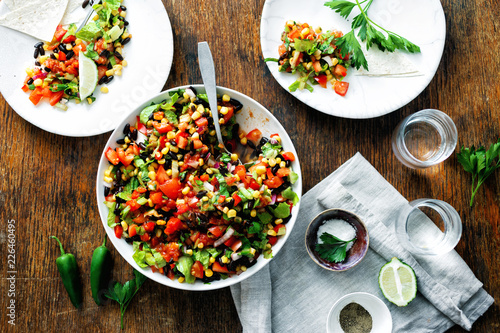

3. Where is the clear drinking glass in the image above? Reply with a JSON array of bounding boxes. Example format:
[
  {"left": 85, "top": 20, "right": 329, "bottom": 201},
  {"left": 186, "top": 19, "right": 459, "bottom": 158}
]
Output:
[
  {"left": 395, "top": 199, "right": 462, "bottom": 256},
  {"left": 392, "top": 109, "right": 458, "bottom": 169}
]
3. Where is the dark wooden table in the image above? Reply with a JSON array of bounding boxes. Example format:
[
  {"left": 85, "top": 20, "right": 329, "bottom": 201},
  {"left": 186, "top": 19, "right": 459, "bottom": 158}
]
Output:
[{"left": 1, "top": 0, "right": 498, "bottom": 332}]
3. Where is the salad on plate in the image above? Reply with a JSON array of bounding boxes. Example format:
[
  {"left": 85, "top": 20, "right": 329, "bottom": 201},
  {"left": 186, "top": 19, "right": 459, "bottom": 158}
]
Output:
[{"left": 102, "top": 87, "right": 300, "bottom": 284}]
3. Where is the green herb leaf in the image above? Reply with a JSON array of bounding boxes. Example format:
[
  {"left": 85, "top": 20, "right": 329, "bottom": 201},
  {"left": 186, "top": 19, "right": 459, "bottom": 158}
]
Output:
[
  {"left": 336, "top": 30, "right": 368, "bottom": 70},
  {"left": 315, "top": 232, "right": 355, "bottom": 263},
  {"left": 324, "top": 0, "right": 358, "bottom": 19}
]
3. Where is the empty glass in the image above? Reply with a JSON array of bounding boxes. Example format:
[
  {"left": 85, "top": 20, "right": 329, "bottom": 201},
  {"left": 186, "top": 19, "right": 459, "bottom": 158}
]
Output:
[
  {"left": 395, "top": 199, "right": 462, "bottom": 256},
  {"left": 392, "top": 109, "right": 458, "bottom": 168}
]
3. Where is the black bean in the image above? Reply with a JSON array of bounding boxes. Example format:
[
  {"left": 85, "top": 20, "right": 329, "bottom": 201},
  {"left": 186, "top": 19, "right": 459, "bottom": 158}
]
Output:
[
  {"left": 247, "top": 140, "right": 256, "bottom": 149},
  {"left": 124, "top": 20, "right": 129, "bottom": 26},
  {"left": 65, "top": 50, "right": 75, "bottom": 60},
  {"left": 278, "top": 51, "right": 289, "bottom": 62},
  {"left": 34, "top": 42, "right": 44, "bottom": 49},
  {"left": 35, "top": 61, "right": 41, "bottom": 66},
  {"left": 27, "top": 78, "right": 34, "bottom": 85},
  {"left": 44, "top": 67, "right": 51, "bottom": 73},
  {"left": 116, "top": 169, "right": 122, "bottom": 183},
  {"left": 230, "top": 98, "right": 243, "bottom": 111},
  {"left": 138, "top": 142, "right": 147, "bottom": 150},
  {"left": 168, "top": 151, "right": 178, "bottom": 160},
  {"left": 106, "top": 75, "right": 114, "bottom": 84},
  {"left": 272, "top": 165, "right": 280, "bottom": 174},
  {"left": 71, "top": 41, "right": 76, "bottom": 47},
  {"left": 50, "top": 53, "right": 56, "bottom": 60},
  {"left": 98, "top": 75, "right": 108, "bottom": 85},
  {"left": 193, "top": 98, "right": 210, "bottom": 109},
  {"left": 107, "top": 62, "right": 113, "bottom": 69},
  {"left": 116, "top": 138, "right": 125, "bottom": 144},
  {"left": 82, "top": 0, "right": 90, "bottom": 8},
  {"left": 100, "top": 49, "right": 110, "bottom": 58},
  {"left": 96, "top": 36, "right": 103, "bottom": 41},
  {"left": 38, "top": 46, "right": 45, "bottom": 56},
  {"left": 120, "top": 5, "right": 127, "bottom": 10},
  {"left": 114, "top": 52, "right": 123, "bottom": 61},
  {"left": 53, "top": 48, "right": 59, "bottom": 53},
  {"left": 33, "top": 48, "right": 39, "bottom": 58},
  {"left": 131, "top": 129, "right": 138, "bottom": 141},
  {"left": 104, "top": 186, "right": 110, "bottom": 196},
  {"left": 139, "top": 153, "right": 149, "bottom": 160},
  {"left": 125, "top": 237, "right": 134, "bottom": 244},
  {"left": 285, "top": 160, "right": 291, "bottom": 167},
  {"left": 196, "top": 190, "right": 208, "bottom": 198},
  {"left": 58, "top": 44, "right": 68, "bottom": 53},
  {"left": 148, "top": 112, "right": 154, "bottom": 120},
  {"left": 169, "top": 139, "right": 177, "bottom": 146},
  {"left": 123, "top": 123, "right": 130, "bottom": 135},
  {"left": 188, "top": 86, "right": 198, "bottom": 95},
  {"left": 121, "top": 37, "right": 131, "bottom": 45}
]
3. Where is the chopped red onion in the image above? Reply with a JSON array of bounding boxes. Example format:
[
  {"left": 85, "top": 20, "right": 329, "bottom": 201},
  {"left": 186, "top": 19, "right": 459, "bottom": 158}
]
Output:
[
  {"left": 185, "top": 88, "right": 196, "bottom": 98},
  {"left": 214, "top": 228, "right": 234, "bottom": 247},
  {"left": 270, "top": 194, "right": 277, "bottom": 205},
  {"left": 33, "top": 72, "right": 47, "bottom": 80},
  {"left": 203, "top": 181, "right": 214, "bottom": 192},
  {"left": 231, "top": 252, "right": 242, "bottom": 261}
]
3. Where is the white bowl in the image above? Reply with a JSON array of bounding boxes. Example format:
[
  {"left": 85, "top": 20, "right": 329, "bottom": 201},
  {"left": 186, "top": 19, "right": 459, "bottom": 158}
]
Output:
[
  {"left": 96, "top": 84, "right": 302, "bottom": 291},
  {"left": 327, "top": 292, "right": 392, "bottom": 333}
]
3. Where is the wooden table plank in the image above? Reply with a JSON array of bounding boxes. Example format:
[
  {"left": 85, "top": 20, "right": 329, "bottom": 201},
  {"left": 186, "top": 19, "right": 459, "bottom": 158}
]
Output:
[{"left": 0, "top": 0, "right": 498, "bottom": 332}]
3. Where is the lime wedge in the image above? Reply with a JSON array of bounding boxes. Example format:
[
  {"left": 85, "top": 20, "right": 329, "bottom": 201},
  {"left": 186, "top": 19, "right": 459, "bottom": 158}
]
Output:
[
  {"left": 78, "top": 52, "right": 98, "bottom": 101},
  {"left": 108, "top": 25, "right": 124, "bottom": 42},
  {"left": 378, "top": 257, "right": 417, "bottom": 307}
]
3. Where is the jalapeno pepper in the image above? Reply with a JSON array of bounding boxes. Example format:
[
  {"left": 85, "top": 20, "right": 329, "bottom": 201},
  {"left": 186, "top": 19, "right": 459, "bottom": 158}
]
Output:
[
  {"left": 50, "top": 236, "right": 83, "bottom": 308},
  {"left": 90, "top": 235, "right": 112, "bottom": 305}
]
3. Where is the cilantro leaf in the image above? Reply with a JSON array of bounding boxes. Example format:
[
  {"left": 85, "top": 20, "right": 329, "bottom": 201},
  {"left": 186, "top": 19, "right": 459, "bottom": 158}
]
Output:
[
  {"left": 457, "top": 138, "right": 500, "bottom": 206},
  {"left": 315, "top": 232, "right": 355, "bottom": 263}
]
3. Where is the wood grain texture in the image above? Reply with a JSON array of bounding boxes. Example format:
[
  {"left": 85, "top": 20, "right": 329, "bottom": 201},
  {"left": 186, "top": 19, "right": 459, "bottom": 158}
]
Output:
[{"left": 0, "top": 0, "right": 498, "bottom": 332}]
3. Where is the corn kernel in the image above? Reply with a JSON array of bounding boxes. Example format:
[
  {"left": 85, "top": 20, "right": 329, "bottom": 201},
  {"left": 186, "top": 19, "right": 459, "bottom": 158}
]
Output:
[
  {"left": 205, "top": 269, "right": 213, "bottom": 277},
  {"left": 227, "top": 209, "right": 237, "bottom": 218},
  {"left": 202, "top": 196, "right": 209, "bottom": 202},
  {"left": 100, "top": 86, "right": 109, "bottom": 93},
  {"left": 267, "top": 230, "right": 277, "bottom": 236},
  {"left": 250, "top": 209, "right": 257, "bottom": 217},
  {"left": 219, "top": 119, "right": 225, "bottom": 125},
  {"left": 191, "top": 111, "right": 201, "bottom": 120},
  {"left": 178, "top": 161, "right": 184, "bottom": 167},
  {"left": 113, "top": 64, "right": 123, "bottom": 71},
  {"left": 332, "top": 58, "right": 339, "bottom": 66},
  {"left": 155, "top": 229, "right": 162, "bottom": 238},
  {"left": 43, "top": 44, "right": 49, "bottom": 51},
  {"left": 104, "top": 176, "right": 113, "bottom": 183},
  {"left": 25, "top": 68, "right": 34, "bottom": 77},
  {"left": 209, "top": 257, "right": 216, "bottom": 264},
  {"left": 170, "top": 146, "right": 179, "bottom": 153},
  {"left": 275, "top": 157, "right": 282, "bottom": 163},
  {"left": 222, "top": 94, "right": 231, "bottom": 102},
  {"left": 198, "top": 158, "right": 204, "bottom": 166},
  {"left": 148, "top": 198, "right": 154, "bottom": 207},
  {"left": 252, "top": 191, "right": 260, "bottom": 199},
  {"left": 191, "top": 132, "right": 200, "bottom": 140},
  {"left": 115, "top": 70, "right": 122, "bottom": 76},
  {"left": 158, "top": 158, "right": 166, "bottom": 165},
  {"left": 93, "top": 15, "right": 99, "bottom": 21},
  {"left": 221, "top": 256, "right": 229, "bottom": 264},
  {"left": 223, "top": 207, "right": 229, "bottom": 214},
  {"left": 266, "top": 243, "right": 272, "bottom": 249},
  {"left": 315, "top": 27, "right": 322, "bottom": 33},
  {"left": 33, "top": 78, "right": 43, "bottom": 86},
  {"left": 156, "top": 219, "right": 166, "bottom": 226},
  {"left": 106, "top": 69, "right": 115, "bottom": 77},
  {"left": 261, "top": 158, "right": 268, "bottom": 164},
  {"left": 122, "top": 60, "right": 128, "bottom": 67},
  {"left": 220, "top": 106, "right": 229, "bottom": 115},
  {"left": 197, "top": 242, "right": 204, "bottom": 249},
  {"left": 182, "top": 186, "right": 190, "bottom": 195},
  {"left": 178, "top": 277, "right": 185, "bottom": 283},
  {"left": 255, "top": 165, "right": 267, "bottom": 175},
  {"left": 240, "top": 137, "right": 247, "bottom": 145},
  {"left": 209, "top": 130, "right": 216, "bottom": 136},
  {"left": 241, "top": 266, "right": 247, "bottom": 272},
  {"left": 275, "top": 219, "right": 283, "bottom": 225},
  {"left": 160, "top": 147, "right": 168, "bottom": 155},
  {"left": 206, "top": 168, "right": 213, "bottom": 175},
  {"left": 207, "top": 192, "right": 214, "bottom": 198},
  {"left": 268, "top": 158, "right": 277, "bottom": 167},
  {"left": 120, "top": 11, "right": 127, "bottom": 18},
  {"left": 280, "top": 161, "right": 287, "bottom": 168},
  {"left": 189, "top": 126, "right": 196, "bottom": 134},
  {"left": 166, "top": 131, "right": 176, "bottom": 140},
  {"left": 197, "top": 104, "right": 205, "bottom": 113},
  {"left": 300, "top": 28, "right": 310, "bottom": 38},
  {"left": 121, "top": 221, "right": 128, "bottom": 230},
  {"left": 231, "top": 154, "right": 238, "bottom": 162}
]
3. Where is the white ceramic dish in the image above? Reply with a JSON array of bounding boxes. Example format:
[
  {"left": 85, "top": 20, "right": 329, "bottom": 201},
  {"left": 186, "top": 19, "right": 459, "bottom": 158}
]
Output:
[
  {"left": 327, "top": 292, "right": 392, "bottom": 333},
  {"left": 260, "top": 0, "right": 446, "bottom": 119},
  {"left": 0, "top": 0, "right": 174, "bottom": 137},
  {"left": 96, "top": 84, "right": 302, "bottom": 291}
]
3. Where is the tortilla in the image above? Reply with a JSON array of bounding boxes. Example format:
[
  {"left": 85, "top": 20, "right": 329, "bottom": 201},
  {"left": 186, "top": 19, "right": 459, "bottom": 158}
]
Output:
[
  {"left": 61, "top": 0, "right": 88, "bottom": 25},
  {"left": 356, "top": 42, "right": 422, "bottom": 77},
  {"left": 0, "top": 0, "right": 69, "bottom": 41}
]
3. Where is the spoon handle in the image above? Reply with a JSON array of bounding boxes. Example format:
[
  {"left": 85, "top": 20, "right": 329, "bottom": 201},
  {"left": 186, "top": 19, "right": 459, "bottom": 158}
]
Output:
[{"left": 198, "top": 42, "right": 225, "bottom": 147}]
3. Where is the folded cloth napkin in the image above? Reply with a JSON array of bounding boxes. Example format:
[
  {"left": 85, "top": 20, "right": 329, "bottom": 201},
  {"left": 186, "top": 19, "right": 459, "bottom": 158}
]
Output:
[{"left": 231, "top": 153, "right": 494, "bottom": 333}]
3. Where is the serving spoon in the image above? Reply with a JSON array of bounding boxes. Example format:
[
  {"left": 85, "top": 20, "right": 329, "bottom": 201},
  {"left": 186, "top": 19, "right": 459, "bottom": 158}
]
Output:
[{"left": 197, "top": 42, "right": 242, "bottom": 162}]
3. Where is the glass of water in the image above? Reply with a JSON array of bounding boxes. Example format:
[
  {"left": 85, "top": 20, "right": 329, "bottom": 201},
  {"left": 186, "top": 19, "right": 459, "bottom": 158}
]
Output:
[
  {"left": 395, "top": 199, "right": 462, "bottom": 256},
  {"left": 392, "top": 109, "right": 458, "bottom": 169}
]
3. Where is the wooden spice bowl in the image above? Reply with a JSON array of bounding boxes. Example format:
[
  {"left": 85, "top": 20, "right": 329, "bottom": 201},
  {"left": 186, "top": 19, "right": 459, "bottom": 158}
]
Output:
[{"left": 305, "top": 209, "right": 369, "bottom": 272}]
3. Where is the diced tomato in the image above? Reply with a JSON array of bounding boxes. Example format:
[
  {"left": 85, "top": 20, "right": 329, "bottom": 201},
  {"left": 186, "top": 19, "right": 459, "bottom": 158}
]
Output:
[
  {"left": 177, "top": 136, "right": 188, "bottom": 149},
  {"left": 153, "top": 121, "right": 173, "bottom": 134},
  {"left": 230, "top": 239, "right": 243, "bottom": 252},
  {"left": 276, "top": 168, "right": 291, "bottom": 177},
  {"left": 126, "top": 199, "right": 141, "bottom": 211},
  {"left": 274, "top": 224, "right": 286, "bottom": 235},
  {"left": 248, "top": 178, "right": 261, "bottom": 190},
  {"left": 195, "top": 117, "right": 208, "bottom": 127},
  {"left": 97, "top": 66, "right": 107, "bottom": 81},
  {"left": 282, "top": 152, "right": 296, "bottom": 161},
  {"left": 105, "top": 147, "right": 120, "bottom": 165},
  {"left": 233, "top": 165, "right": 246, "bottom": 180},
  {"left": 225, "top": 177, "right": 237, "bottom": 186},
  {"left": 333, "top": 64, "right": 347, "bottom": 78},
  {"left": 166, "top": 269, "right": 175, "bottom": 280},
  {"left": 314, "top": 74, "right": 327, "bottom": 88},
  {"left": 192, "top": 139, "right": 203, "bottom": 149},
  {"left": 29, "top": 87, "right": 43, "bottom": 105},
  {"left": 165, "top": 217, "right": 183, "bottom": 234},
  {"left": 116, "top": 147, "right": 134, "bottom": 166},
  {"left": 223, "top": 107, "right": 234, "bottom": 124},
  {"left": 212, "top": 262, "right": 230, "bottom": 273},
  {"left": 312, "top": 60, "right": 322, "bottom": 73},
  {"left": 232, "top": 193, "right": 242, "bottom": 207},
  {"left": 278, "top": 43, "right": 287, "bottom": 56},
  {"left": 264, "top": 176, "right": 283, "bottom": 189},
  {"left": 140, "top": 233, "right": 151, "bottom": 242},
  {"left": 175, "top": 203, "right": 189, "bottom": 215},
  {"left": 187, "top": 196, "right": 199, "bottom": 208},
  {"left": 114, "top": 225, "right": 123, "bottom": 239},
  {"left": 58, "top": 51, "right": 67, "bottom": 61},
  {"left": 246, "top": 129, "right": 262, "bottom": 143},
  {"left": 105, "top": 194, "right": 115, "bottom": 202},
  {"left": 150, "top": 191, "right": 164, "bottom": 205},
  {"left": 159, "top": 178, "right": 181, "bottom": 199},
  {"left": 224, "top": 236, "right": 236, "bottom": 247},
  {"left": 133, "top": 214, "right": 147, "bottom": 224},
  {"left": 144, "top": 222, "right": 156, "bottom": 233},
  {"left": 136, "top": 116, "right": 147, "bottom": 134},
  {"left": 191, "top": 261, "right": 204, "bottom": 279},
  {"left": 54, "top": 25, "right": 67, "bottom": 41},
  {"left": 156, "top": 165, "right": 168, "bottom": 184},
  {"left": 208, "top": 225, "right": 226, "bottom": 238},
  {"left": 49, "top": 90, "right": 64, "bottom": 106},
  {"left": 333, "top": 81, "right": 349, "bottom": 97},
  {"left": 200, "top": 174, "right": 210, "bottom": 182},
  {"left": 287, "top": 28, "right": 301, "bottom": 41},
  {"left": 21, "top": 84, "right": 29, "bottom": 93},
  {"left": 267, "top": 236, "right": 278, "bottom": 246},
  {"left": 128, "top": 225, "right": 137, "bottom": 237}
]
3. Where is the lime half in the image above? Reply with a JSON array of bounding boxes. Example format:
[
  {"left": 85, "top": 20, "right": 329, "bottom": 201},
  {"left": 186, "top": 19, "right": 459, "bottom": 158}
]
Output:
[
  {"left": 379, "top": 257, "right": 417, "bottom": 307},
  {"left": 79, "top": 52, "right": 98, "bottom": 101}
]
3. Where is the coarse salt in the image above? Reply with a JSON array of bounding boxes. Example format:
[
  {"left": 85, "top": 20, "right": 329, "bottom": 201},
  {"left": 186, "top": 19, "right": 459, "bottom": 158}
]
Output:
[{"left": 317, "top": 218, "right": 356, "bottom": 251}]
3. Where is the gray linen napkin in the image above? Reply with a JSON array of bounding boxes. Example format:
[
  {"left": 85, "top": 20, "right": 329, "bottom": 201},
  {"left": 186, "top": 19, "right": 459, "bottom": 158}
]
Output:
[{"left": 231, "top": 153, "right": 494, "bottom": 333}]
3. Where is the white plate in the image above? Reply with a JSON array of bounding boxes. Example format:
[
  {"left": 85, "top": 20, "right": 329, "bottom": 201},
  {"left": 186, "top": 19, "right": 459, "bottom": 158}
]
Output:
[
  {"left": 96, "top": 85, "right": 302, "bottom": 291},
  {"left": 0, "top": 0, "right": 173, "bottom": 136},
  {"left": 327, "top": 292, "right": 392, "bottom": 333},
  {"left": 261, "top": 0, "right": 446, "bottom": 119}
]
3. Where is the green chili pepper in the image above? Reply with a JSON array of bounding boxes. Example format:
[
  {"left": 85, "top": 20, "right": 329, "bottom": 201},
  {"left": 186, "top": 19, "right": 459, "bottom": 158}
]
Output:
[
  {"left": 90, "top": 234, "right": 112, "bottom": 305},
  {"left": 50, "top": 236, "right": 83, "bottom": 308}
]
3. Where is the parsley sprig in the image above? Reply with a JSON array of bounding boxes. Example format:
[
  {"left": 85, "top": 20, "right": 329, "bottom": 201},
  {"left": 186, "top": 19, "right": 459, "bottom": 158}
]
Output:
[
  {"left": 315, "top": 232, "right": 356, "bottom": 263},
  {"left": 457, "top": 138, "right": 500, "bottom": 206},
  {"left": 105, "top": 269, "right": 147, "bottom": 329},
  {"left": 325, "top": 0, "right": 421, "bottom": 71}
]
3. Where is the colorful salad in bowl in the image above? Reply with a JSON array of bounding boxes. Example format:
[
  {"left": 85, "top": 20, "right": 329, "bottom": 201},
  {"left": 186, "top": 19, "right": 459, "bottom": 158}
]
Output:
[{"left": 96, "top": 85, "right": 302, "bottom": 290}]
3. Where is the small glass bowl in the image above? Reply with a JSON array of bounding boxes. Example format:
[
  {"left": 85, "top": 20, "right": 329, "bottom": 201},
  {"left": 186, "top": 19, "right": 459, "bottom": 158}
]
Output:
[
  {"left": 395, "top": 199, "right": 462, "bottom": 255},
  {"left": 305, "top": 209, "right": 369, "bottom": 272}
]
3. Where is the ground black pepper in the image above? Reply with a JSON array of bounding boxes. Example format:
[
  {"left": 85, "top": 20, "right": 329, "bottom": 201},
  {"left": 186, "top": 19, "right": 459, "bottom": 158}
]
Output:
[{"left": 339, "top": 302, "right": 372, "bottom": 333}]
